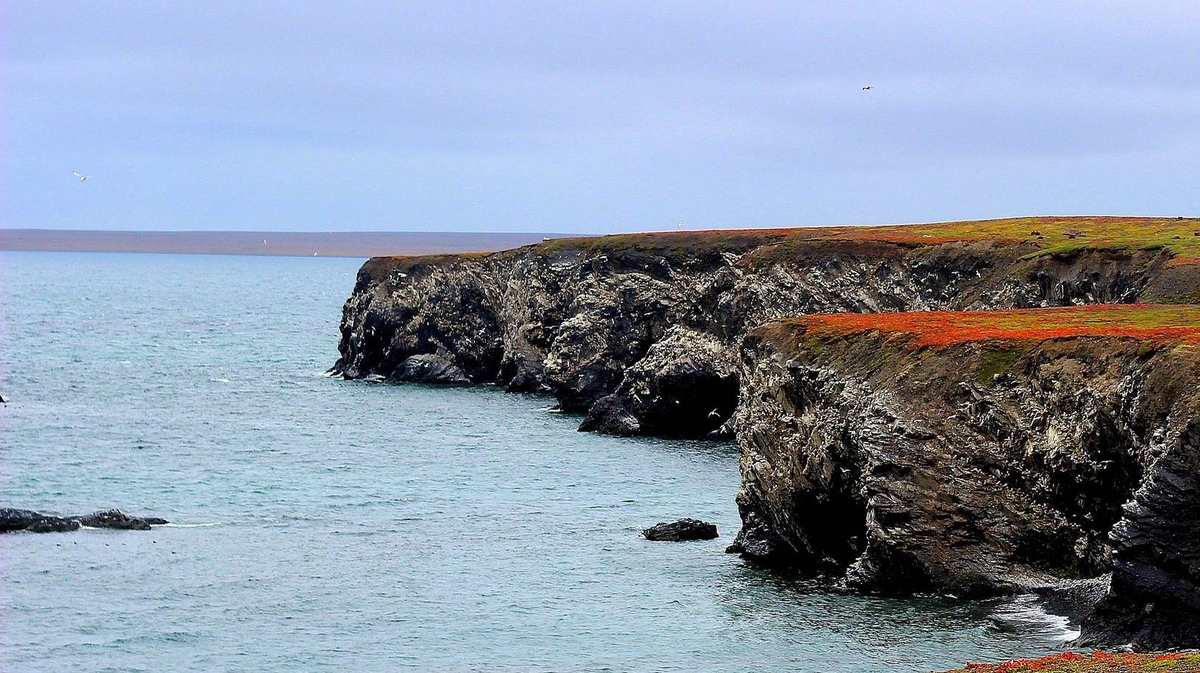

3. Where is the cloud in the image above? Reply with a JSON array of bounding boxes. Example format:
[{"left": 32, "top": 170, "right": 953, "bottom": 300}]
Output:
[{"left": 5, "top": 1, "right": 1199, "bottom": 232}]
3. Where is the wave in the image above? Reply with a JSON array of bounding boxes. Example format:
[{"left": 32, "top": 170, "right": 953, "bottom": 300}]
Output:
[{"left": 989, "top": 594, "right": 1080, "bottom": 642}]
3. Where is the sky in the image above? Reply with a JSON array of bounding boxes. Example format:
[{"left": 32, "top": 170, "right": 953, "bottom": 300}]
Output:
[{"left": 3, "top": 1, "right": 1199, "bottom": 234}]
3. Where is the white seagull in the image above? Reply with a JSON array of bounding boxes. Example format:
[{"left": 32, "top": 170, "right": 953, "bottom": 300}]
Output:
[{"left": 73, "top": 171, "right": 91, "bottom": 181}]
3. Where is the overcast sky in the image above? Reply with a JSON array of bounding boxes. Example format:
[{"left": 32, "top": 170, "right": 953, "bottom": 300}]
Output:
[{"left": 4, "top": 2, "right": 1199, "bottom": 233}]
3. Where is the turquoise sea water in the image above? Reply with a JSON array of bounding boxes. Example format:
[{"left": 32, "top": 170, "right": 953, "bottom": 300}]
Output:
[{"left": 0, "top": 252, "right": 1069, "bottom": 672}]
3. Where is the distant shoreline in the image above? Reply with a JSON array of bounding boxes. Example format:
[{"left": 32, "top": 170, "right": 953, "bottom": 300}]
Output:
[{"left": 0, "top": 229, "right": 570, "bottom": 258}]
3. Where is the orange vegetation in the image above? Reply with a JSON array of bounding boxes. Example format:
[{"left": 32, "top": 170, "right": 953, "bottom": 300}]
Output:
[
  {"left": 942, "top": 651, "right": 1200, "bottom": 672},
  {"left": 792, "top": 305, "right": 1200, "bottom": 348}
]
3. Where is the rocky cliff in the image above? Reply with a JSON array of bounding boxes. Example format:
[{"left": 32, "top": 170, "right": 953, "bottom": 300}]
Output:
[
  {"left": 727, "top": 307, "right": 1200, "bottom": 648},
  {"left": 333, "top": 217, "right": 1200, "bottom": 648},
  {"left": 333, "top": 217, "right": 1200, "bottom": 439}
]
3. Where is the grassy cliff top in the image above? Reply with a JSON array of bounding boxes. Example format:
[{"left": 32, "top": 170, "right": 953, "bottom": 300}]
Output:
[
  {"left": 377, "top": 216, "right": 1200, "bottom": 268},
  {"left": 940, "top": 651, "right": 1200, "bottom": 672},
  {"left": 777, "top": 304, "right": 1200, "bottom": 348},
  {"left": 547, "top": 216, "right": 1200, "bottom": 264},
  {"left": 813, "top": 216, "right": 1200, "bottom": 265}
]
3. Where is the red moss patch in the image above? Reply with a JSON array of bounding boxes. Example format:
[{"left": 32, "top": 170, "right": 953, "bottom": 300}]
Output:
[
  {"left": 791, "top": 305, "right": 1200, "bottom": 348},
  {"left": 942, "top": 651, "right": 1200, "bottom": 672}
]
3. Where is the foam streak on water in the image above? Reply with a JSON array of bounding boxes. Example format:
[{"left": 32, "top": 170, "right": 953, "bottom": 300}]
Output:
[{"left": 0, "top": 252, "right": 1063, "bottom": 672}]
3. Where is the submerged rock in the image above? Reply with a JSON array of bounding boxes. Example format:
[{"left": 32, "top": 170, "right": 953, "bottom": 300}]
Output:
[
  {"left": 642, "top": 518, "right": 718, "bottom": 541},
  {"left": 0, "top": 507, "right": 166, "bottom": 533}
]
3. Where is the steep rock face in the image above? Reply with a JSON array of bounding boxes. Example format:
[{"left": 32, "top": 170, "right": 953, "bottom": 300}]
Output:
[
  {"left": 1081, "top": 419, "right": 1200, "bottom": 649},
  {"left": 579, "top": 327, "right": 737, "bottom": 437},
  {"left": 334, "top": 231, "right": 1188, "bottom": 437},
  {"left": 730, "top": 323, "right": 1200, "bottom": 646}
]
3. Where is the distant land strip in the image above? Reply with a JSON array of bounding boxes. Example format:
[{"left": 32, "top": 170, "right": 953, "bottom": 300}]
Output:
[{"left": 0, "top": 229, "right": 573, "bottom": 258}]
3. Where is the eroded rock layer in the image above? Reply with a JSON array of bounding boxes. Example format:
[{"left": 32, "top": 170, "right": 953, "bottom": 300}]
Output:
[
  {"left": 731, "top": 317, "right": 1200, "bottom": 648},
  {"left": 334, "top": 220, "right": 1199, "bottom": 438}
]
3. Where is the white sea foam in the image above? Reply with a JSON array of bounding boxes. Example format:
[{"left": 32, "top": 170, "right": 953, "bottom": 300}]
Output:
[{"left": 990, "top": 594, "right": 1080, "bottom": 643}]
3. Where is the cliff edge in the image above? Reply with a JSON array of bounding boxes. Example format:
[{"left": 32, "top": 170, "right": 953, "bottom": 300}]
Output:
[{"left": 334, "top": 216, "right": 1200, "bottom": 438}]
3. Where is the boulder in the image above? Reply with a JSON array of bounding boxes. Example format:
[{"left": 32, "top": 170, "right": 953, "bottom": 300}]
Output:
[
  {"left": 395, "top": 354, "right": 471, "bottom": 384},
  {"left": 642, "top": 518, "right": 718, "bottom": 541}
]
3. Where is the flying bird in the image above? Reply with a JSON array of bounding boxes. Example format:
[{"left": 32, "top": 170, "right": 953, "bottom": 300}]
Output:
[
  {"left": 73, "top": 171, "right": 90, "bottom": 181},
  {"left": 677, "top": 220, "right": 684, "bottom": 229},
  {"left": 861, "top": 85, "right": 873, "bottom": 91}
]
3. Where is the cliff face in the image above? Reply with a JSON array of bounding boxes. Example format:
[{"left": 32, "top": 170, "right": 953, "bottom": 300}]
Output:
[
  {"left": 729, "top": 313, "right": 1200, "bottom": 648},
  {"left": 334, "top": 224, "right": 1193, "bottom": 438},
  {"left": 333, "top": 219, "right": 1200, "bottom": 649}
]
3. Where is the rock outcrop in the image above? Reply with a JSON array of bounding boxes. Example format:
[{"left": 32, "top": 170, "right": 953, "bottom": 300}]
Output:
[
  {"left": 730, "top": 311, "right": 1200, "bottom": 647},
  {"left": 0, "top": 508, "right": 167, "bottom": 533},
  {"left": 643, "top": 518, "right": 719, "bottom": 541}
]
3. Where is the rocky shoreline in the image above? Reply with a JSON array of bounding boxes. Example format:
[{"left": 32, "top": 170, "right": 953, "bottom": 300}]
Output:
[{"left": 332, "top": 217, "right": 1200, "bottom": 649}]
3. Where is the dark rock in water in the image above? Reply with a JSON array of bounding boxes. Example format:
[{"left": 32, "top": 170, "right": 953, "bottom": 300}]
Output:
[
  {"left": 642, "top": 518, "right": 718, "bottom": 541},
  {"left": 0, "top": 507, "right": 166, "bottom": 533},
  {"left": 395, "top": 354, "right": 471, "bottom": 384},
  {"left": 142, "top": 517, "right": 171, "bottom": 526},
  {"left": 26, "top": 516, "right": 82, "bottom": 533},
  {"left": 579, "top": 328, "right": 739, "bottom": 438},
  {"left": 76, "top": 509, "right": 154, "bottom": 531},
  {"left": 723, "top": 494, "right": 789, "bottom": 562},
  {"left": 1, "top": 508, "right": 43, "bottom": 532},
  {"left": 0, "top": 508, "right": 74, "bottom": 533},
  {"left": 578, "top": 394, "right": 641, "bottom": 435}
]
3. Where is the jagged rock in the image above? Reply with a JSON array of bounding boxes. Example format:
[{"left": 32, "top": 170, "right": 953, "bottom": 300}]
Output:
[
  {"left": 0, "top": 507, "right": 166, "bottom": 533},
  {"left": 76, "top": 509, "right": 155, "bottom": 531},
  {"left": 333, "top": 233, "right": 1192, "bottom": 438},
  {"left": 1, "top": 508, "right": 80, "bottom": 533},
  {"left": 731, "top": 323, "right": 1200, "bottom": 646},
  {"left": 1079, "top": 420, "right": 1200, "bottom": 649},
  {"left": 395, "top": 354, "right": 470, "bottom": 384},
  {"left": 580, "top": 327, "right": 738, "bottom": 438},
  {"left": 578, "top": 395, "right": 641, "bottom": 435},
  {"left": 724, "top": 493, "right": 789, "bottom": 561},
  {"left": 642, "top": 518, "right": 718, "bottom": 541}
]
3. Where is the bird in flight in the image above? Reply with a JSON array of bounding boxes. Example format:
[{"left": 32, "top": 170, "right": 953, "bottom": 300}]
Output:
[
  {"left": 861, "top": 85, "right": 873, "bottom": 91},
  {"left": 73, "top": 171, "right": 91, "bottom": 181},
  {"left": 677, "top": 220, "right": 684, "bottom": 229}
]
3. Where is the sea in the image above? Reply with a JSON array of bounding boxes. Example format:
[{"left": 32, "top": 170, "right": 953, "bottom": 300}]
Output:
[{"left": 0, "top": 252, "right": 1072, "bottom": 672}]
